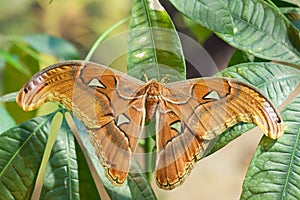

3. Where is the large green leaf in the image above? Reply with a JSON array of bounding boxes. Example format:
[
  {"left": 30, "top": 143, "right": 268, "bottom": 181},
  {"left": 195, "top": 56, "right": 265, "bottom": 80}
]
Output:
[
  {"left": 219, "top": 0, "right": 300, "bottom": 66},
  {"left": 128, "top": 160, "right": 157, "bottom": 200},
  {"left": 22, "top": 34, "right": 80, "bottom": 60},
  {"left": 3, "top": 42, "right": 39, "bottom": 124},
  {"left": 75, "top": 139, "right": 100, "bottom": 200},
  {"left": 0, "top": 104, "right": 15, "bottom": 133},
  {"left": 40, "top": 118, "right": 80, "bottom": 200},
  {"left": 207, "top": 62, "right": 300, "bottom": 155},
  {"left": 278, "top": 0, "right": 300, "bottom": 7},
  {"left": 0, "top": 114, "right": 54, "bottom": 200},
  {"left": 168, "top": 0, "right": 234, "bottom": 35},
  {"left": 127, "top": 0, "right": 185, "bottom": 81},
  {"left": 227, "top": 49, "right": 255, "bottom": 67},
  {"left": 0, "top": 50, "right": 31, "bottom": 78},
  {"left": 241, "top": 93, "right": 300, "bottom": 199},
  {"left": 280, "top": 7, "right": 300, "bottom": 31}
]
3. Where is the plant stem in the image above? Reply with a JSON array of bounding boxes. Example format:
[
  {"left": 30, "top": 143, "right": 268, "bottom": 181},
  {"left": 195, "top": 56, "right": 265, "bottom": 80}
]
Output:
[
  {"left": 144, "top": 120, "right": 155, "bottom": 182},
  {"left": 85, "top": 18, "right": 128, "bottom": 61},
  {"left": 145, "top": 133, "right": 153, "bottom": 182}
]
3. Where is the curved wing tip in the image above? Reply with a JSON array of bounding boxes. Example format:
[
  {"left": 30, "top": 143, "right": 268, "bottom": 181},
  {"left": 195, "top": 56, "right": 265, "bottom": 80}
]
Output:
[
  {"left": 16, "top": 87, "right": 40, "bottom": 111},
  {"left": 262, "top": 120, "right": 284, "bottom": 139},
  {"left": 16, "top": 89, "right": 27, "bottom": 111},
  {"left": 268, "top": 122, "right": 284, "bottom": 139}
]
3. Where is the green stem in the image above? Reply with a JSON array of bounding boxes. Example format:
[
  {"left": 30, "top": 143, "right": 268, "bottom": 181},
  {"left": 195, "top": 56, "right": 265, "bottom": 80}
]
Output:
[
  {"left": 85, "top": 18, "right": 128, "bottom": 61},
  {"left": 145, "top": 132, "right": 153, "bottom": 182},
  {"left": 144, "top": 119, "right": 156, "bottom": 182},
  {"left": 0, "top": 92, "right": 18, "bottom": 103}
]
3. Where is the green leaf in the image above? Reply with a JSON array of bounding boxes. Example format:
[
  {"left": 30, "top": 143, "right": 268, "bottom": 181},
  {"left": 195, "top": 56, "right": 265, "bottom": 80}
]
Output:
[
  {"left": 3, "top": 43, "right": 39, "bottom": 124},
  {"left": 169, "top": 0, "right": 234, "bottom": 35},
  {"left": 280, "top": 7, "right": 300, "bottom": 30},
  {"left": 241, "top": 93, "right": 300, "bottom": 199},
  {"left": 40, "top": 118, "right": 80, "bottom": 200},
  {"left": 227, "top": 49, "right": 255, "bottom": 66},
  {"left": 22, "top": 34, "right": 80, "bottom": 60},
  {"left": 208, "top": 62, "right": 300, "bottom": 155},
  {"left": 219, "top": 0, "right": 300, "bottom": 66},
  {"left": 127, "top": 0, "right": 185, "bottom": 81},
  {"left": 0, "top": 114, "right": 54, "bottom": 200},
  {"left": 0, "top": 92, "right": 18, "bottom": 103},
  {"left": 128, "top": 159, "right": 157, "bottom": 200},
  {"left": 0, "top": 104, "right": 15, "bottom": 133},
  {"left": 75, "top": 139, "right": 100, "bottom": 200},
  {"left": 0, "top": 50, "right": 31, "bottom": 77},
  {"left": 278, "top": 0, "right": 300, "bottom": 7},
  {"left": 9, "top": 38, "right": 41, "bottom": 65},
  {"left": 280, "top": 7, "right": 300, "bottom": 15}
]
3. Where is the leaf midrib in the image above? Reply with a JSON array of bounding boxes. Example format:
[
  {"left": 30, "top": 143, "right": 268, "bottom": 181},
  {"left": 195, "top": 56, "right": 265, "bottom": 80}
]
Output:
[
  {"left": 0, "top": 114, "right": 53, "bottom": 177},
  {"left": 281, "top": 127, "right": 300, "bottom": 199},
  {"left": 256, "top": 73, "right": 300, "bottom": 88},
  {"left": 142, "top": 0, "right": 160, "bottom": 80},
  {"left": 65, "top": 124, "right": 73, "bottom": 200},
  {"left": 228, "top": 2, "right": 300, "bottom": 60}
]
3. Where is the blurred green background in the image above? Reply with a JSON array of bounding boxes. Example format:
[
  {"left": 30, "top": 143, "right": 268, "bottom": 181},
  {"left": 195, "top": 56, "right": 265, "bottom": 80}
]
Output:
[
  {"left": 0, "top": 0, "right": 216, "bottom": 124},
  {"left": 0, "top": 0, "right": 131, "bottom": 55},
  {"left": 0, "top": 0, "right": 212, "bottom": 56},
  {"left": 0, "top": 0, "right": 134, "bottom": 124}
]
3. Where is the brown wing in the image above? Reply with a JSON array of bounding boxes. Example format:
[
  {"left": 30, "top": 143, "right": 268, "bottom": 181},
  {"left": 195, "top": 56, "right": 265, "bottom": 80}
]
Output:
[
  {"left": 16, "top": 60, "right": 146, "bottom": 185},
  {"left": 155, "top": 77, "right": 284, "bottom": 189}
]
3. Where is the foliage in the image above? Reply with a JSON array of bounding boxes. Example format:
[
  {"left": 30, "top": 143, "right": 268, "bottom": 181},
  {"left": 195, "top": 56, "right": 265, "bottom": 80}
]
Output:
[{"left": 0, "top": 0, "right": 300, "bottom": 199}]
